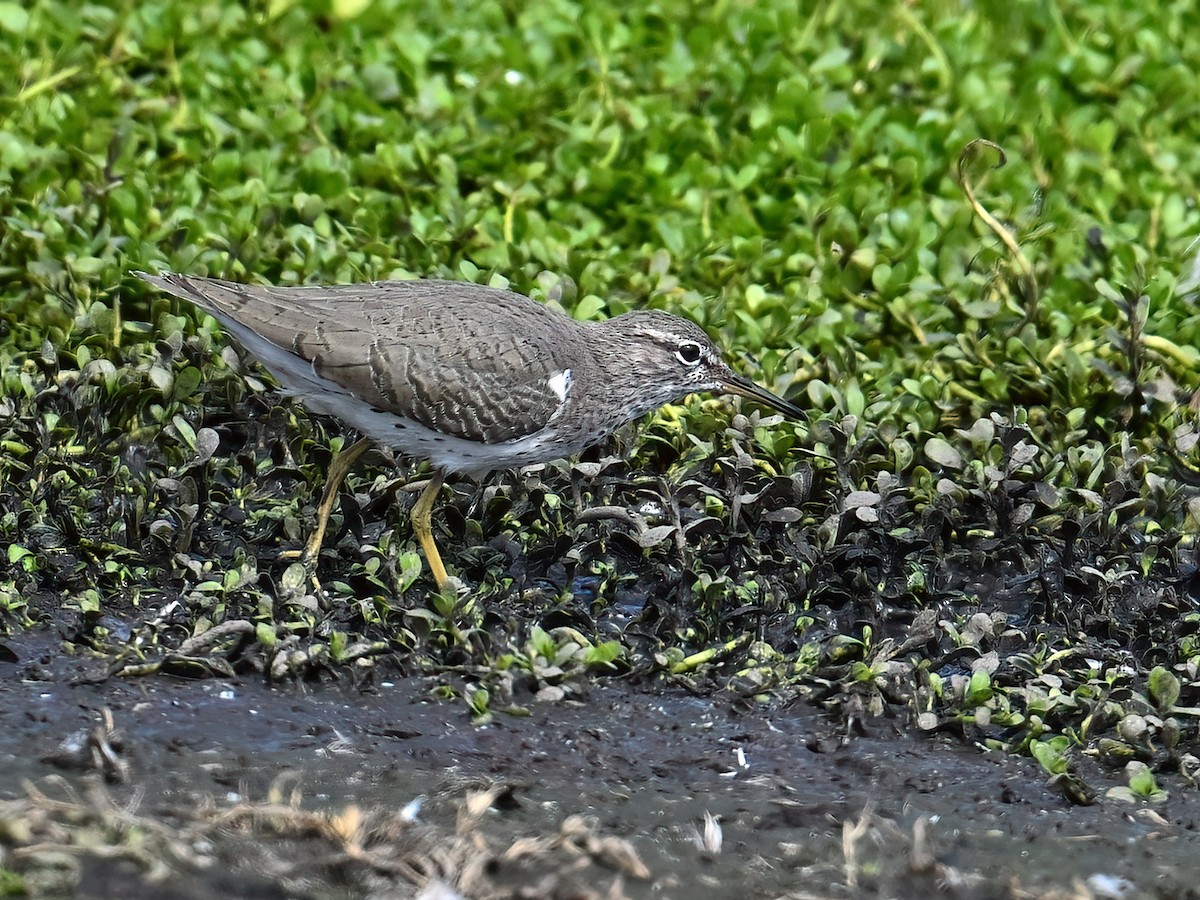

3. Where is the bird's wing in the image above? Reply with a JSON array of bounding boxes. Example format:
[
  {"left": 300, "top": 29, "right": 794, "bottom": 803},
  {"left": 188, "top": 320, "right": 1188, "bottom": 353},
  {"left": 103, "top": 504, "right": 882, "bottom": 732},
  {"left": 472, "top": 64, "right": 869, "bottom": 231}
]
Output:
[{"left": 138, "top": 273, "right": 574, "bottom": 443}]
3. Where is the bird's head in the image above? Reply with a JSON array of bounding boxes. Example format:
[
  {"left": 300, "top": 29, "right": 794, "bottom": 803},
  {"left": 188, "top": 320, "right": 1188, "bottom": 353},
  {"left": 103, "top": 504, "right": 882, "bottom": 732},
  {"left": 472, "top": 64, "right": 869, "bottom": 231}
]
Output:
[{"left": 594, "top": 310, "right": 805, "bottom": 421}]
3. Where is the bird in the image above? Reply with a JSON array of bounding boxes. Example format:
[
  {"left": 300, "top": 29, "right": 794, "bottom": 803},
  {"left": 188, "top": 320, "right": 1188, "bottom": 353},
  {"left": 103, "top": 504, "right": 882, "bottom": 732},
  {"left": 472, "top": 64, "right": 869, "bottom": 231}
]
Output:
[{"left": 137, "top": 271, "right": 805, "bottom": 592}]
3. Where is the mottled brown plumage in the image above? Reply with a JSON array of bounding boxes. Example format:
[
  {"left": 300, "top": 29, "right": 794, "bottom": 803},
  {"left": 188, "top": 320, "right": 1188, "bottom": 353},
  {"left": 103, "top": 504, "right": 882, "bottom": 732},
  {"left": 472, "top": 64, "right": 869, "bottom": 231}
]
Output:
[{"left": 138, "top": 271, "right": 803, "bottom": 589}]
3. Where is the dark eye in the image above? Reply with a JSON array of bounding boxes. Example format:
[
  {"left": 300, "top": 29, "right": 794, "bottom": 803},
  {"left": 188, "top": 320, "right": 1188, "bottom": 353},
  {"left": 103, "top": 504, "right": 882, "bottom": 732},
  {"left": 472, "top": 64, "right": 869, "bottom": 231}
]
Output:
[{"left": 676, "top": 342, "right": 703, "bottom": 365}]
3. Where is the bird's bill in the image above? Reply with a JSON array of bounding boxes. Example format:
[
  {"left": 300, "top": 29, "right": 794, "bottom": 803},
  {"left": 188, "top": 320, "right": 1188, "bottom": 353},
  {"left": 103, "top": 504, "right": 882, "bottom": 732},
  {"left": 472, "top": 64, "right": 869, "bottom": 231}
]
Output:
[{"left": 721, "top": 372, "right": 807, "bottom": 420}]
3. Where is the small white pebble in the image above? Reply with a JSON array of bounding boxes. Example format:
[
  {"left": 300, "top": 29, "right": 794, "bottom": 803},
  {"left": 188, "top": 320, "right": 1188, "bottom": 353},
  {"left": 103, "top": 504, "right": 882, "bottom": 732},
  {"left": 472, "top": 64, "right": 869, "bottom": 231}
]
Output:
[
  {"left": 1086, "top": 874, "right": 1136, "bottom": 898},
  {"left": 400, "top": 797, "right": 423, "bottom": 823}
]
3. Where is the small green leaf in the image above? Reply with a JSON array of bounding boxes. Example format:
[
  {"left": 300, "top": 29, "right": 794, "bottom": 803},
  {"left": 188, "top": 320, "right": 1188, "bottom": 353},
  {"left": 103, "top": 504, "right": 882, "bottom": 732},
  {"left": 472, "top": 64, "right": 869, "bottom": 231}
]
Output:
[
  {"left": 1125, "top": 761, "right": 1167, "bottom": 802},
  {"left": 331, "top": 0, "right": 371, "bottom": 17},
  {"left": 1031, "top": 737, "right": 1070, "bottom": 776},
  {"left": 172, "top": 414, "right": 196, "bottom": 449},
  {"left": 468, "top": 687, "right": 490, "bottom": 716},
  {"left": 173, "top": 366, "right": 202, "bottom": 400},
  {"left": 281, "top": 564, "right": 307, "bottom": 590},
  {"left": 964, "top": 668, "right": 993, "bottom": 706},
  {"left": 6, "top": 545, "right": 31, "bottom": 564},
  {"left": 0, "top": 3, "right": 29, "bottom": 33},
  {"left": 1147, "top": 666, "right": 1180, "bottom": 712},
  {"left": 584, "top": 640, "right": 623, "bottom": 667},
  {"left": 330, "top": 631, "right": 348, "bottom": 660},
  {"left": 924, "top": 437, "right": 963, "bottom": 469}
]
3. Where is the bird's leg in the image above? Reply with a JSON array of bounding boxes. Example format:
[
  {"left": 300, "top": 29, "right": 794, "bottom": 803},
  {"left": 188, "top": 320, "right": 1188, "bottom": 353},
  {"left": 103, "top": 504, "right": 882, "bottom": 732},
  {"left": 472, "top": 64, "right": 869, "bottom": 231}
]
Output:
[
  {"left": 299, "top": 436, "right": 373, "bottom": 564},
  {"left": 409, "top": 469, "right": 451, "bottom": 591}
]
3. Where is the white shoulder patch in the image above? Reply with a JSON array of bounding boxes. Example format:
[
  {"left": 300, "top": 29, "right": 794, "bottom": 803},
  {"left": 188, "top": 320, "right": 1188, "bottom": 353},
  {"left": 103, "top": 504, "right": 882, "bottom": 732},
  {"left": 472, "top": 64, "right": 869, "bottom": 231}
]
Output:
[{"left": 547, "top": 368, "right": 572, "bottom": 403}]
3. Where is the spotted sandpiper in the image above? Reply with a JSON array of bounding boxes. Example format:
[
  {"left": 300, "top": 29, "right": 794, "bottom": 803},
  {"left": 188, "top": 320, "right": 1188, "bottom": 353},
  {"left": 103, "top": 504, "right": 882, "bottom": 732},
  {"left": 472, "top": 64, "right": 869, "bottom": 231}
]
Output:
[{"left": 137, "top": 272, "right": 804, "bottom": 591}]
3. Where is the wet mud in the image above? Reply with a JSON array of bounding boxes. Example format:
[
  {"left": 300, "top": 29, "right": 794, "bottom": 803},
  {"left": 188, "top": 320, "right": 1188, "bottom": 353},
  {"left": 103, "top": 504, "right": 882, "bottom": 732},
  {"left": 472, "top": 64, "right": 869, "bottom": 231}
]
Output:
[{"left": 1, "top": 627, "right": 1197, "bottom": 899}]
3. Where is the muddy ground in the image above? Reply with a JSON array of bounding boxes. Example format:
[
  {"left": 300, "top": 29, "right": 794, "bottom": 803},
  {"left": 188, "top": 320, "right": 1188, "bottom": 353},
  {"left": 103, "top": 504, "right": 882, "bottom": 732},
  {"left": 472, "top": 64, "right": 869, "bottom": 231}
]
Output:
[{"left": 0, "top": 626, "right": 1196, "bottom": 900}]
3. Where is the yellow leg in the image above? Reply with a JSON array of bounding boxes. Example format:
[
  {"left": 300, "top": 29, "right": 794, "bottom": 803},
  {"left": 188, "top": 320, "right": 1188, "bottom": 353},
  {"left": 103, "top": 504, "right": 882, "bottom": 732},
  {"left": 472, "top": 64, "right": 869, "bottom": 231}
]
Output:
[
  {"left": 410, "top": 469, "right": 451, "bottom": 591},
  {"left": 301, "top": 436, "right": 373, "bottom": 563}
]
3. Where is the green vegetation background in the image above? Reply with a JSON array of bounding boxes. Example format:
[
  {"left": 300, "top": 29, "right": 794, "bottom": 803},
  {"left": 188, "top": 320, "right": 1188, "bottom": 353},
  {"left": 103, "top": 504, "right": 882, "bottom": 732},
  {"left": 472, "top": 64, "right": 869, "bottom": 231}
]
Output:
[{"left": 4, "top": 0, "right": 1200, "bottom": 784}]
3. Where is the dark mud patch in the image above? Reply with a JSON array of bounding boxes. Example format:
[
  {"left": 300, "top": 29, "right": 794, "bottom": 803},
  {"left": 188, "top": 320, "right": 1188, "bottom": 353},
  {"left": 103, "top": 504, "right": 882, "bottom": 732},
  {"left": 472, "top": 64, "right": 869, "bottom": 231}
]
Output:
[{"left": 0, "top": 628, "right": 1196, "bottom": 899}]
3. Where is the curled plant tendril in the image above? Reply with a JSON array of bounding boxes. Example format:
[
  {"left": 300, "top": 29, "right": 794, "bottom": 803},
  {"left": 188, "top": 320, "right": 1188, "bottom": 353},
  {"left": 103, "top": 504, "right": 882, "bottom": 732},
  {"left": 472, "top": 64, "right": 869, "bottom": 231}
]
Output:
[{"left": 955, "top": 139, "right": 1039, "bottom": 325}]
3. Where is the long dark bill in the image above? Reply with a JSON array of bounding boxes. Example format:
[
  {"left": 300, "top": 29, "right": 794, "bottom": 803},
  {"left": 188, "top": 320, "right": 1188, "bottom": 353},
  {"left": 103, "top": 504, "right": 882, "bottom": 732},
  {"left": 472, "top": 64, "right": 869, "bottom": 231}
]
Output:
[{"left": 721, "top": 372, "right": 807, "bottom": 421}]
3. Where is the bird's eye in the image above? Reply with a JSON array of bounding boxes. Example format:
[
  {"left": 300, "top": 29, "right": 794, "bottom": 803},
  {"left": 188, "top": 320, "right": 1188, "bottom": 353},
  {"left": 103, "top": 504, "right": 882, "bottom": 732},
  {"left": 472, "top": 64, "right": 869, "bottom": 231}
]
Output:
[{"left": 676, "top": 342, "right": 703, "bottom": 365}]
